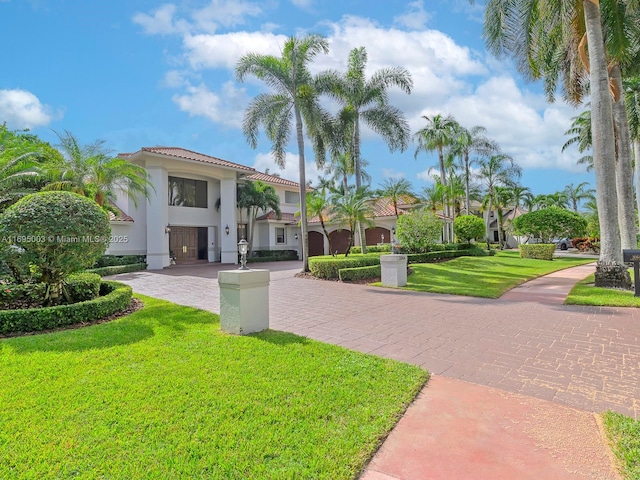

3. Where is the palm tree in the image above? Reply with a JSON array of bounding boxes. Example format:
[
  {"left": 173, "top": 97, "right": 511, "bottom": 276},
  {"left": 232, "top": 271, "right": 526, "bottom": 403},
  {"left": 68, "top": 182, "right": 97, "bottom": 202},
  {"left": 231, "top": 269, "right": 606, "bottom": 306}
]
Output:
[
  {"left": 562, "top": 110, "right": 593, "bottom": 171},
  {"left": 236, "top": 34, "right": 329, "bottom": 272},
  {"left": 237, "top": 180, "right": 281, "bottom": 254},
  {"left": 414, "top": 114, "right": 459, "bottom": 241},
  {"left": 317, "top": 46, "right": 412, "bottom": 252},
  {"left": 44, "top": 130, "right": 153, "bottom": 208},
  {"left": 306, "top": 189, "right": 334, "bottom": 256},
  {"left": 377, "top": 178, "right": 414, "bottom": 218},
  {"left": 481, "top": 0, "right": 632, "bottom": 287},
  {"left": 532, "top": 192, "right": 570, "bottom": 210},
  {"left": 449, "top": 124, "right": 497, "bottom": 214},
  {"left": 330, "top": 187, "right": 373, "bottom": 257},
  {"left": 476, "top": 153, "right": 521, "bottom": 246},
  {"left": 505, "top": 184, "right": 532, "bottom": 224},
  {"left": 489, "top": 186, "right": 513, "bottom": 249},
  {"left": 564, "top": 182, "right": 595, "bottom": 212},
  {"left": 625, "top": 77, "right": 640, "bottom": 227},
  {"left": 421, "top": 182, "right": 446, "bottom": 213}
]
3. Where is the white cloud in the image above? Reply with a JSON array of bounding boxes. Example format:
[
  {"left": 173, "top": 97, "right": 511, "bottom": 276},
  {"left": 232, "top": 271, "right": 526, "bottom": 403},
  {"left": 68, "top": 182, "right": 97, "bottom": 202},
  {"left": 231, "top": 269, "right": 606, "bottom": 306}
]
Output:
[
  {"left": 0, "top": 89, "right": 54, "bottom": 129},
  {"left": 172, "top": 81, "right": 247, "bottom": 127},
  {"left": 253, "top": 152, "right": 323, "bottom": 185},
  {"left": 133, "top": 4, "right": 188, "bottom": 35},
  {"left": 291, "top": 0, "right": 313, "bottom": 7},
  {"left": 393, "top": 1, "right": 431, "bottom": 30},
  {"left": 381, "top": 168, "right": 406, "bottom": 180},
  {"left": 417, "top": 169, "right": 436, "bottom": 183}
]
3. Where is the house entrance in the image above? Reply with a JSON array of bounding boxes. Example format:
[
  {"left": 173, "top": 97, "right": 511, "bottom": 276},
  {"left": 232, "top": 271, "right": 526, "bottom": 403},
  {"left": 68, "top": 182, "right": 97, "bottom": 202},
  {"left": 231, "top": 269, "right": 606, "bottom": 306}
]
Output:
[{"left": 169, "top": 226, "right": 209, "bottom": 263}]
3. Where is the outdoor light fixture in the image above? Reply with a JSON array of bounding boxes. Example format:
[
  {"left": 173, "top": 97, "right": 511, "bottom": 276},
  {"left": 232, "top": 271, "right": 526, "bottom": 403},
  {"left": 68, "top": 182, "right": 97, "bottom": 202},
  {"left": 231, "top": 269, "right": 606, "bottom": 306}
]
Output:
[
  {"left": 391, "top": 227, "right": 396, "bottom": 235},
  {"left": 165, "top": 223, "right": 171, "bottom": 234},
  {"left": 294, "top": 233, "right": 299, "bottom": 240},
  {"left": 238, "top": 239, "right": 249, "bottom": 270},
  {"left": 225, "top": 224, "right": 230, "bottom": 235}
]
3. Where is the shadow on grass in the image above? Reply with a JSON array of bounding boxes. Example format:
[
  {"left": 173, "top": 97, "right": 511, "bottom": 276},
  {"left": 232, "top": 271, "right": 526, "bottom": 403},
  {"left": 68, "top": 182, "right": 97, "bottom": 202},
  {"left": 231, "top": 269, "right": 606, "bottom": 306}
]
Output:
[{"left": 250, "top": 329, "right": 310, "bottom": 346}]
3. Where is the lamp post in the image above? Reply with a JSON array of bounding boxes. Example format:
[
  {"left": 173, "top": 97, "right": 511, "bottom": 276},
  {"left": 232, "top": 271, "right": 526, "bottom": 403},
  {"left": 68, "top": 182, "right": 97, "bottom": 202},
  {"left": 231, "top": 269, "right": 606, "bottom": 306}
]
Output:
[{"left": 238, "top": 239, "right": 249, "bottom": 270}]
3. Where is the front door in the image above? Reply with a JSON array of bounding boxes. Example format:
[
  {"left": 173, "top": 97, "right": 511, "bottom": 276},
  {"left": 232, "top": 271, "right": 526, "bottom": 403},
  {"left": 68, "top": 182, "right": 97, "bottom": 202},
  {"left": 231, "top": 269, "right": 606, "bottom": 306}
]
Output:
[{"left": 170, "top": 226, "right": 198, "bottom": 262}]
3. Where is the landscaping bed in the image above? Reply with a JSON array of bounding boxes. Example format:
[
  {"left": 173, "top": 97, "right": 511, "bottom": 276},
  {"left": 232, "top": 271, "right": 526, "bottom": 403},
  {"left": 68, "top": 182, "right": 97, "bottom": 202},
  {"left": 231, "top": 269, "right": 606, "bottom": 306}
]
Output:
[{"left": 0, "top": 296, "right": 428, "bottom": 479}]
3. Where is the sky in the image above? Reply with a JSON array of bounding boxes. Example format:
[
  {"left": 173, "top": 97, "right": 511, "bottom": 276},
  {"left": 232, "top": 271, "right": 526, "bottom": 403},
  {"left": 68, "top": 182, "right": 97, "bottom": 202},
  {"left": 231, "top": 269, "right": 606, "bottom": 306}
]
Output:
[{"left": 1, "top": 0, "right": 595, "bottom": 198}]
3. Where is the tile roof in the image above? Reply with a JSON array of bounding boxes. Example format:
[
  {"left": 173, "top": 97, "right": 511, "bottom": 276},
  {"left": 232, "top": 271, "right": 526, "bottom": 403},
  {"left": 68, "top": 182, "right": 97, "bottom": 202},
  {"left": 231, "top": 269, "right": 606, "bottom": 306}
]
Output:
[
  {"left": 255, "top": 211, "right": 298, "bottom": 224},
  {"left": 245, "top": 172, "right": 314, "bottom": 191},
  {"left": 108, "top": 203, "right": 134, "bottom": 223},
  {"left": 119, "top": 147, "right": 256, "bottom": 172}
]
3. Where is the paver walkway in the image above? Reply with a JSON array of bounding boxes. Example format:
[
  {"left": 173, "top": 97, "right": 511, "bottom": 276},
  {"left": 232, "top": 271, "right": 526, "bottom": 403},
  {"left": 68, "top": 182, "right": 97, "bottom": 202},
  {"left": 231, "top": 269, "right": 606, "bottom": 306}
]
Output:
[
  {"left": 114, "top": 261, "right": 640, "bottom": 418},
  {"left": 113, "top": 261, "right": 638, "bottom": 479}
]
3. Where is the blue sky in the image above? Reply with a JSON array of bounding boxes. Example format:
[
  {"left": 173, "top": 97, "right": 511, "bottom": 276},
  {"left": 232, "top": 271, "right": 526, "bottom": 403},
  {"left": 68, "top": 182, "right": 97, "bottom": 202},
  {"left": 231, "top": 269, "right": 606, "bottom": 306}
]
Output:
[{"left": 1, "top": 0, "right": 594, "bottom": 197}]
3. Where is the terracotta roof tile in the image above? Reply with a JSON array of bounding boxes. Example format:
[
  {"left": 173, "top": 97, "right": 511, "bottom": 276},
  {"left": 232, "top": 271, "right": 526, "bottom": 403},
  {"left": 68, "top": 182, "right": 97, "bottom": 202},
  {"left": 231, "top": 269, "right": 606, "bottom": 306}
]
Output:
[
  {"left": 108, "top": 203, "right": 134, "bottom": 223},
  {"left": 246, "top": 172, "right": 313, "bottom": 191},
  {"left": 256, "top": 211, "right": 298, "bottom": 224},
  {"left": 119, "top": 147, "right": 255, "bottom": 172}
]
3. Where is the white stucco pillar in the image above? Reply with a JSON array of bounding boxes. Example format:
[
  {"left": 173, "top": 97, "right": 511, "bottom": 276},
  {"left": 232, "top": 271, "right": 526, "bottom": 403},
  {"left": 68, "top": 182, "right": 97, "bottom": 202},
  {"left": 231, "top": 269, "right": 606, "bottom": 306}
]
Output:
[
  {"left": 323, "top": 234, "right": 330, "bottom": 256},
  {"left": 220, "top": 175, "right": 238, "bottom": 264},
  {"left": 208, "top": 226, "right": 217, "bottom": 262},
  {"left": 146, "top": 164, "right": 170, "bottom": 270},
  {"left": 218, "top": 269, "right": 270, "bottom": 334}
]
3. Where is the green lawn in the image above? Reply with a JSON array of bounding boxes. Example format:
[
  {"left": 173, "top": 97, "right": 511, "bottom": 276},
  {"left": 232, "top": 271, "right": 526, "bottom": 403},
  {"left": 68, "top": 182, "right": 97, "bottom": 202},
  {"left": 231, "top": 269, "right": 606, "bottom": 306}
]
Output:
[
  {"left": 379, "top": 251, "right": 595, "bottom": 298},
  {"left": 0, "top": 296, "right": 428, "bottom": 480},
  {"left": 566, "top": 270, "right": 640, "bottom": 307},
  {"left": 602, "top": 412, "right": 640, "bottom": 479}
]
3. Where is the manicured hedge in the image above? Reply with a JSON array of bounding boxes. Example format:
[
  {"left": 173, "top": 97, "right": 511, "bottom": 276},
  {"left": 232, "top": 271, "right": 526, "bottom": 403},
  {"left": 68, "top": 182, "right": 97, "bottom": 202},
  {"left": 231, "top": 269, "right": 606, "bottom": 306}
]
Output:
[
  {"left": 87, "top": 263, "right": 148, "bottom": 276},
  {"left": 338, "top": 265, "right": 381, "bottom": 282},
  {"left": 406, "top": 247, "right": 493, "bottom": 264},
  {"left": 93, "top": 255, "right": 146, "bottom": 268},
  {"left": 309, "top": 255, "right": 383, "bottom": 280},
  {"left": 66, "top": 272, "right": 101, "bottom": 302},
  {"left": 0, "top": 281, "right": 133, "bottom": 335},
  {"left": 0, "top": 283, "right": 47, "bottom": 309},
  {"left": 251, "top": 249, "right": 298, "bottom": 259},
  {"left": 350, "top": 244, "right": 392, "bottom": 254},
  {"left": 519, "top": 244, "right": 556, "bottom": 260}
]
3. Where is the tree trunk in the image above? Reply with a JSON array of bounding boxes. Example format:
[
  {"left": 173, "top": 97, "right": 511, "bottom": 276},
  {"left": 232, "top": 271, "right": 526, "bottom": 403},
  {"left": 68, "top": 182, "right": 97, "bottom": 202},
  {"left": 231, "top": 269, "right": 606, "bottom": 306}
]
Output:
[
  {"left": 485, "top": 190, "right": 494, "bottom": 248},
  {"left": 611, "top": 64, "right": 637, "bottom": 250},
  {"left": 438, "top": 147, "right": 450, "bottom": 242},
  {"left": 294, "top": 105, "right": 310, "bottom": 272},
  {"left": 464, "top": 152, "right": 470, "bottom": 215},
  {"left": 320, "top": 217, "right": 334, "bottom": 256},
  {"left": 584, "top": 1, "right": 631, "bottom": 288},
  {"left": 353, "top": 114, "right": 367, "bottom": 253}
]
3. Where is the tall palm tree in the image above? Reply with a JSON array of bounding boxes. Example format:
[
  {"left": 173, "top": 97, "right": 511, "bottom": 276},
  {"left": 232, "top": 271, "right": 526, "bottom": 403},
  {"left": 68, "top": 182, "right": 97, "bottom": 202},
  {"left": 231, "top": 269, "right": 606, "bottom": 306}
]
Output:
[
  {"left": 480, "top": 0, "right": 632, "bottom": 287},
  {"left": 330, "top": 187, "right": 373, "bottom": 257},
  {"left": 533, "top": 192, "right": 570, "bottom": 210},
  {"left": 476, "top": 154, "right": 522, "bottom": 246},
  {"left": 505, "top": 184, "right": 532, "bottom": 224},
  {"left": 377, "top": 178, "right": 414, "bottom": 218},
  {"left": 563, "top": 182, "right": 595, "bottom": 212},
  {"left": 421, "top": 182, "right": 446, "bottom": 213},
  {"left": 489, "top": 186, "right": 513, "bottom": 249},
  {"left": 625, "top": 77, "right": 640, "bottom": 226},
  {"left": 236, "top": 34, "right": 329, "bottom": 272},
  {"left": 414, "top": 114, "right": 459, "bottom": 241},
  {"left": 449, "top": 124, "right": 497, "bottom": 214},
  {"left": 44, "top": 130, "right": 153, "bottom": 208},
  {"left": 317, "top": 46, "right": 412, "bottom": 253}
]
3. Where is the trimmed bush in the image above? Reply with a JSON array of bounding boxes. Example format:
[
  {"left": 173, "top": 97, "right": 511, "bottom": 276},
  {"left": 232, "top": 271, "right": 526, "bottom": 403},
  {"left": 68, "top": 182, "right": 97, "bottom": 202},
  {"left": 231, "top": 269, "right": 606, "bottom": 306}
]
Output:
[
  {"left": 93, "top": 255, "right": 146, "bottom": 268},
  {"left": 396, "top": 209, "right": 443, "bottom": 253},
  {"left": 454, "top": 215, "right": 485, "bottom": 244},
  {"left": 406, "top": 247, "right": 492, "bottom": 264},
  {"left": 519, "top": 244, "right": 556, "bottom": 260},
  {"left": 349, "top": 244, "right": 391, "bottom": 254},
  {"left": 65, "top": 272, "right": 101, "bottom": 302},
  {"left": 338, "top": 265, "right": 381, "bottom": 282},
  {"left": 87, "top": 263, "right": 148, "bottom": 277},
  {"left": 309, "top": 255, "right": 382, "bottom": 280},
  {"left": 250, "top": 249, "right": 298, "bottom": 259},
  {"left": 0, "top": 281, "right": 133, "bottom": 335}
]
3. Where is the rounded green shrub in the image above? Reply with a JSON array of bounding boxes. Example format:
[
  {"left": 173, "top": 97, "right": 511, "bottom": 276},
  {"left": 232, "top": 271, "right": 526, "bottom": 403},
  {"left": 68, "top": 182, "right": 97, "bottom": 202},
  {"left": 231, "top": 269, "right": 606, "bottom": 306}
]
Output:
[
  {"left": 395, "top": 209, "right": 443, "bottom": 253},
  {"left": 65, "top": 272, "right": 101, "bottom": 302},
  {"left": 0, "top": 191, "right": 110, "bottom": 304},
  {"left": 454, "top": 215, "right": 485, "bottom": 244}
]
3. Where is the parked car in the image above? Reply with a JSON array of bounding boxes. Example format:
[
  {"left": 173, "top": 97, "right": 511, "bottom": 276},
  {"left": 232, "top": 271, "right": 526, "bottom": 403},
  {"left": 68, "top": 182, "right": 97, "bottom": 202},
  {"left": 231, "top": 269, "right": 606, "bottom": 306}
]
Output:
[{"left": 555, "top": 238, "right": 572, "bottom": 250}]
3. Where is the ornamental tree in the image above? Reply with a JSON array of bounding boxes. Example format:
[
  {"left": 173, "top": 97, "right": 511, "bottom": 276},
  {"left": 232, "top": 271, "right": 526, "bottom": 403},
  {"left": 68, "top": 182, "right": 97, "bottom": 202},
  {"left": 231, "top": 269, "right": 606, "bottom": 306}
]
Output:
[
  {"left": 512, "top": 207, "right": 587, "bottom": 244},
  {"left": 454, "top": 215, "right": 485, "bottom": 244},
  {"left": 0, "top": 191, "right": 110, "bottom": 304},
  {"left": 395, "top": 208, "right": 443, "bottom": 253}
]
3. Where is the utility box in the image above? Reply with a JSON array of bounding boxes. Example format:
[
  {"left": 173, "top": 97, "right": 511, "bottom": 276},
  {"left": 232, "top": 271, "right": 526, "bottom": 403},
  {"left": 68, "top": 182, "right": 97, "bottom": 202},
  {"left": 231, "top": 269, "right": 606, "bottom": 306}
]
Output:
[
  {"left": 218, "top": 269, "right": 270, "bottom": 334},
  {"left": 381, "top": 254, "right": 408, "bottom": 287}
]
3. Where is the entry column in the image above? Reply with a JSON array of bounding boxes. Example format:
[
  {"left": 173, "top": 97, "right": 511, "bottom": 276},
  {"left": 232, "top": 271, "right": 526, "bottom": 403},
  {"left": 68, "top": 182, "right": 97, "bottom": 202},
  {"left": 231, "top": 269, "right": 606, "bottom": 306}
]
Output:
[{"left": 220, "top": 174, "right": 238, "bottom": 264}]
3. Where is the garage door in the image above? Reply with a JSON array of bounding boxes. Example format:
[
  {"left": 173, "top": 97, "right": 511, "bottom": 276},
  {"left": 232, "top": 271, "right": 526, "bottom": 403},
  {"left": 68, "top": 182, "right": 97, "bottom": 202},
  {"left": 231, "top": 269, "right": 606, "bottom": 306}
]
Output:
[
  {"left": 308, "top": 231, "right": 325, "bottom": 257},
  {"left": 365, "top": 227, "right": 391, "bottom": 246},
  {"left": 328, "top": 229, "right": 351, "bottom": 254}
]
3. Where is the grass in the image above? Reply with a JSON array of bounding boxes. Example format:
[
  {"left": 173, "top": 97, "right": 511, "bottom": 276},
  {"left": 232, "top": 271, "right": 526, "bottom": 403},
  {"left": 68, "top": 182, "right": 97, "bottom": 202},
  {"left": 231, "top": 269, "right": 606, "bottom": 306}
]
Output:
[
  {"left": 565, "top": 269, "right": 640, "bottom": 307},
  {"left": 602, "top": 412, "right": 640, "bottom": 479},
  {"left": 373, "top": 251, "right": 595, "bottom": 298},
  {"left": 0, "top": 296, "right": 428, "bottom": 480}
]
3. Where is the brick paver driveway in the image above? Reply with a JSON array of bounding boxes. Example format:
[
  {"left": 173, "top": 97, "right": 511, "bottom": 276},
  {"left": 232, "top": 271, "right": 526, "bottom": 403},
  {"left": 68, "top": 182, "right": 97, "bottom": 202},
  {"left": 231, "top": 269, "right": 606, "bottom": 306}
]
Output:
[{"left": 114, "top": 261, "right": 640, "bottom": 418}]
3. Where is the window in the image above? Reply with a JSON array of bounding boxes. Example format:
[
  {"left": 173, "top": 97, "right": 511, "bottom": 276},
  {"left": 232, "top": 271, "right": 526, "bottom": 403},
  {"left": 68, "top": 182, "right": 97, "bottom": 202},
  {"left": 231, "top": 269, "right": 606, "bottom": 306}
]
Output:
[
  {"left": 284, "top": 190, "right": 299, "bottom": 204},
  {"left": 237, "top": 224, "right": 247, "bottom": 241},
  {"left": 168, "top": 176, "right": 208, "bottom": 208},
  {"left": 276, "top": 227, "right": 285, "bottom": 244}
]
